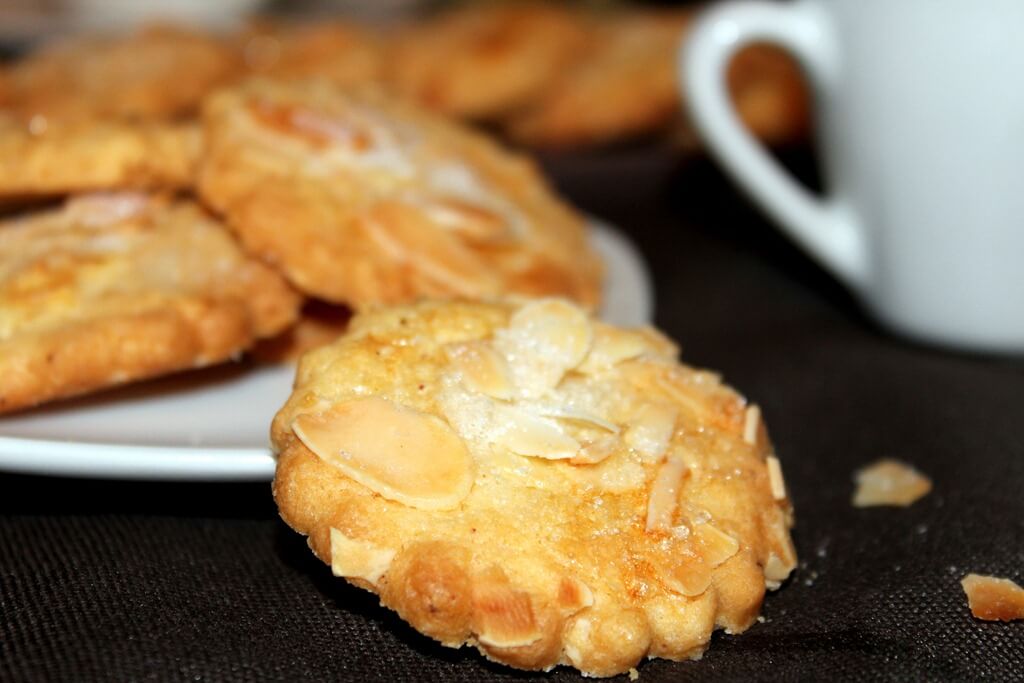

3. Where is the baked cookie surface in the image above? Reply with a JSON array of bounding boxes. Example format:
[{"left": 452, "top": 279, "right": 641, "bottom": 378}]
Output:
[
  {"left": 387, "top": 2, "right": 588, "bottom": 120},
  {"left": 199, "top": 79, "right": 601, "bottom": 309},
  {"left": 0, "top": 116, "right": 200, "bottom": 199},
  {"left": 0, "top": 24, "right": 239, "bottom": 122},
  {"left": 505, "top": 9, "right": 693, "bottom": 148},
  {"left": 272, "top": 299, "right": 796, "bottom": 676},
  {"left": 0, "top": 193, "right": 299, "bottom": 414}
]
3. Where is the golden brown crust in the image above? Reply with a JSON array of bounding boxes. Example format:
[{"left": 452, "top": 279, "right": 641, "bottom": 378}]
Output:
[
  {"left": 0, "top": 24, "right": 239, "bottom": 122},
  {"left": 386, "top": 2, "right": 589, "bottom": 120},
  {"left": 249, "top": 299, "right": 352, "bottom": 364},
  {"left": 272, "top": 300, "right": 796, "bottom": 676},
  {"left": 0, "top": 116, "right": 200, "bottom": 199},
  {"left": 0, "top": 193, "right": 300, "bottom": 413},
  {"left": 198, "top": 79, "right": 601, "bottom": 310}
]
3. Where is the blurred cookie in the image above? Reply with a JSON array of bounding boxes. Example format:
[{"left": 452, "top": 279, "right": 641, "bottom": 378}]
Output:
[
  {"left": 387, "top": 2, "right": 588, "bottom": 120},
  {"left": 0, "top": 116, "right": 201, "bottom": 200},
  {"left": 198, "top": 79, "right": 601, "bottom": 309},
  {"left": 726, "top": 44, "right": 811, "bottom": 145},
  {"left": 237, "top": 19, "right": 384, "bottom": 88},
  {"left": 0, "top": 193, "right": 300, "bottom": 414},
  {"left": 505, "top": 9, "right": 693, "bottom": 148},
  {"left": 272, "top": 299, "right": 797, "bottom": 676},
  {"left": 0, "top": 24, "right": 239, "bottom": 122}
]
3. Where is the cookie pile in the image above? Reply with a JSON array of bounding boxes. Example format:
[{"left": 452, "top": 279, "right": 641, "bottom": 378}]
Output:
[{"left": 0, "top": 7, "right": 798, "bottom": 676}]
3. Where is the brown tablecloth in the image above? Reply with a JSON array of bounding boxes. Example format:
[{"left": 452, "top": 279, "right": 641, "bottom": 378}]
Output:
[{"left": 2, "top": 149, "right": 1022, "bottom": 682}]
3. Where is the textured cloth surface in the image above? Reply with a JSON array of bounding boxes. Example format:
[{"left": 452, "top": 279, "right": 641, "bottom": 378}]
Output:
[{"left": 2, "top": 149, "right": 1023, "bottom": 682}]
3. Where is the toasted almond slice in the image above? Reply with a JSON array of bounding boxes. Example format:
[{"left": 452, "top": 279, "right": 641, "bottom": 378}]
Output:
[
  {"left": 652, "top": 552, "right": 713, "bottom": 597},
  {"left": 530, "top": 405, "right": 619, "bottom": 433},
  {"left": 473, "top": 567, "right": 542, "bottom": 648},
  {"left": 764, "top": 552, "right": 793, "bottom": 590},
  {"left": 743, "top": 404, "right": 761, "bottom": 445},
  {"left": 557, "top": 576, "right": 595, "bottom": 614},
  {"left": 624, "top": 402, "right": 677, "bottom": 462},
  {"left": 329, "top": 527, "right": 396, "bottom": 585},
  {"left": 492, "top": 404, "right": 580, "bottom": 459},
  {"left": 961, "top": 573, "right": 1024, "bottom": 622},
  {"left": 852, "top": 459, "right": 932, "bottom": 507},
  {"left": 293, "top": 397, "right": 474, "bottom": 510},
  {"left": 420, "top": 196, "right": 510, "bottom": 243},
  {"left": 447, "top": 341, "right": 514, "bottom": 400},
  {"left": 766, "top": 455, "right": 787, "bottom": 500},
  {"left": 578, "top": 325, "right": 650, "bottom": 374},
  {"left": 646, "top": 457, "right": 688, "bottom": 532},
  {"left": 694, "top": 523, "right": 740, "bottom": 568},
  {"left": 498, "top": 299, "right": 593, "bottom": 397},
  {"left": 571, "top": 435, "right": 619, "bottom": 465}
]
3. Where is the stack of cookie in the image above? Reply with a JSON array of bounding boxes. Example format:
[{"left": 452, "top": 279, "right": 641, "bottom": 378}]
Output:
[{"left": 0, "top": 7, "right": 798, "bottom": 677}]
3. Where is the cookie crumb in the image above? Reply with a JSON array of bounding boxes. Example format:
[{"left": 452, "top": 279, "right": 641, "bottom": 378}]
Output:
[
  {"left": 961, "top": 573, "right": 1024, "bottom": 622},
  {"left": 852, "top": 459, "right": 931, "bottom": 507},
  {"left": 628, "top": 667, "right": 640, "bottom": 681}
]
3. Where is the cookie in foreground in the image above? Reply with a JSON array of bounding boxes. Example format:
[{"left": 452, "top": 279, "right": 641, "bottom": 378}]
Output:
[
  {"left": 198, "top": 79, "right": 601, "bottom": 309},
  {"left": 272, "top": 299, "right": 796, "bottom": 676},
  {"left": 0, "top": 193, "right": 299, "bottom": 414}
]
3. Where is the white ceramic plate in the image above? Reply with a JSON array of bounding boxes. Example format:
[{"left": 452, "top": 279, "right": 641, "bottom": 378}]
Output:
[{"left": 0, "top": 221, "right": 652, "bottom": 480}]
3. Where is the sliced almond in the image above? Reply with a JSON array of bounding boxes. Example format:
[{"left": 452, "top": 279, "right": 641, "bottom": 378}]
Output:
[
  {"left": 651, "top": 551, "right": 713, "bottom": 597},
  {"left": 530, "top": 405, "right": 619, "bottom": 433},
  {"left": 852, "top": 459, "right": 932, "bottom": 507},
  {"left": 447, "top": 341, "right": 514, "bottom": 400},
  {"left": 623, "top": 402, "right": 677, "bottom": 462},
  {"left": 492, "top": 404, "right": 580, "bottom": 460},
  {"left": 766, "top": 455, "right": 787, "bottom": 500},
  {"left": 764, "top": 552, "right": 794, "bottom": 590},
  {"left": 961, "top": 573, "right": 1024, "bottom": 622},
  {"left": 292, "top": 397, "right": 474, "bottom": 510},
  {"left": 742, "top": 404, "right": 761, "bottom": 446},
  {"left": 329, "top": 527, "right": 395, "bottom": 585},
  {"left": 557, "top": 576, "right": 594, "bottom": 614},
  {"left": 694, "top": 523, "right": 740, "bottom": 568},
  {"left": 498, "top": 299, "right": 593, "bottom": 397},
  {"left": 645, "top": 457, "right": 688, "bottom": 532},
  {"left": 571, "top": 435, "right": 619, "bottom": 465},
  {"left": 577, "top": 326, "right": 650, "bottom": 374},
  {"left": 473, "top": 567, "right": 542, "bottom": 648},
  {"left": 419, "top": 196, "right": 510, "bottom": 243}
]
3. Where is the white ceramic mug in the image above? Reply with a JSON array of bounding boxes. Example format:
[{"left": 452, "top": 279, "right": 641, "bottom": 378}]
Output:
[{"left": 683, "top": 0, "right": 1024, "bottom": 352}]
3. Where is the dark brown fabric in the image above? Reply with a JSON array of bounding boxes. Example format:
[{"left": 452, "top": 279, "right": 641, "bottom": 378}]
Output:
[{"left": 2, "top": 149, "right": 1023, "bottom": 682}]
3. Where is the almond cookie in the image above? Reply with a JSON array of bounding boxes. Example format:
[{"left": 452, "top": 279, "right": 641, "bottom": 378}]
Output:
[
  {"left": 198, "top": 79, "right": 601, "bottom": 309},
  {"left": 386, "top": 2, "right": 588, "bottom": 120},
  {"left": 272, "top": 299, "right": 796, "bottom": 676},
  {"left": 0, "top": 193, "right": 300, "bottom": 414},
  {"left": 0, "top": 115, "right": 200, "bottom": 199},
  {"left": 504, "top": 9, "right": 693, "bottom": 148},
  {"left": 237, "top": 19, "right": 384, "bottom": 88},
  {"left": 0, "top": 24, "right": 239, "bottom": 122}
]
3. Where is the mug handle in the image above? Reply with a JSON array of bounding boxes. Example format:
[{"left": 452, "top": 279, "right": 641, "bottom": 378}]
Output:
[{"left": 682, "top": 1, "right": 868, "bottom": 290}]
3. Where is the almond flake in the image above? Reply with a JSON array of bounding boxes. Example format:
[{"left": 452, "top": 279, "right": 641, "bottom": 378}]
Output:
[
  {"left": 766, "top": 455, "right": 787, "bottom": 500},
  {"left": 852, "top": 459, "right": 932, "bottom": 507},
  {"left": 961, "top": 573, "right": 1024, "bottom": 622},
  {"left": 571, "top": 435, "right": 619, "bottom": 465},
  {"left": 473, "top": 567, "right": 542, "bottom": 648},
  {"left": 646, "top": 457, "right": 688, "bottom": 532},
  {"left": 695, "top": 523, "right": 740, "bottom": 568},
  {"left": 498, "top": 299, "right": 593, "bottom": 397},
  {"left": 492, "top": 404, "right": 580, "bottom": 459},
  {"left": 292, "top": 397, "right": 474, "bottom": 510},
  {"left": 652, "top": 552, "right": 713, "bottom": 597},
  {"left": 577, "top": 326, "right": 650, "bottom": 374},
  {"left": 743, "top": 404, "right": 761, "bottom": 445},
  {"left": 447, "top": 341, "right": 514, "bottom": 400},
  {"left": 530, "top": 405, "right": 619, "bottom": 433},
  {"left": 557, "top": 576, "right": 595, "bottom": 614},
  {"left": 329, "top": 527, "right": 395, "bottom": 585},
  {"left": 624, "top": 403, "right": 677, "bottom": 462}
]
